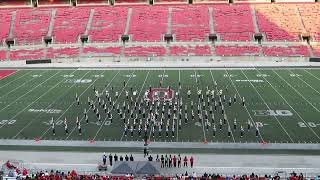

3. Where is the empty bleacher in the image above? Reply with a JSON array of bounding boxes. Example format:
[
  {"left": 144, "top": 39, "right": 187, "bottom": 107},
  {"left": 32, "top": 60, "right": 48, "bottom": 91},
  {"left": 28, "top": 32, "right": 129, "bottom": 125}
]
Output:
[
  {"left": 52, "top": 7, "right": 90, "bottom": 43},
  {"left": 262, "top": 45, "right": 310, "bottom": 57},
  {"left": 171, "top": 6, "right": 210, "bottom": 41},
  {"left": 311, "top": 44, "right": 320, "bottom": 57},
  {"left": 215, "top": 45, "right": 260, "bottom": 56},
  {"left": 13, "top": 9, "right": 52, "bottom": 45},
  {"left": 298, "top": 4, "right": 320, "bottom": 41},
  {"left": 255, "top": 4, "right": 305, "bottom": 41},
  {"left": 128, "top": 6, "right": 168, "bottom": 42},
  {"left": 213, "top": 5, "right": 255, "bottom": 41},
  {"left": 47, "top": 47, "right": 80, "bottom": 58},
  {"left": 9, "top": 48, "right": 46, "bottom": 60},
  {"left": 169, "top": 45, "right": 211, "bottom": 55},
  {"left": 0, "top": 49, "right": 6, "bottom": 60},
  {"left": 88, "top": 7, "right": 128, "bottom": 42},
  {"left": 0, "top": 3, "right": 319, "bottom": 60},
  {"left": 124, "top": 46, "right": 166, "bottom": 56},
  {"left": 83, "top": 46, "right": 121, "bottom": 56},
  {"left": 0, "top": 10, "right": 12, "bottom": 45}
]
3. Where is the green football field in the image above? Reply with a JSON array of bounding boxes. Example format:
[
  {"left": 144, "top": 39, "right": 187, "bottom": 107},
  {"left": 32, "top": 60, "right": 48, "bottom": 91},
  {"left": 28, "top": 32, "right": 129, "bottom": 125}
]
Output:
[{"left": 0, "top": 68, "right": 320, "bottom": 146}]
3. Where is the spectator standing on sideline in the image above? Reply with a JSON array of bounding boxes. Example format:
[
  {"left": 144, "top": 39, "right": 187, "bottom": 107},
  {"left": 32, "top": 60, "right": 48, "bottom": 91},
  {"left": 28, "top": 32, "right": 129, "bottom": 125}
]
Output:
[
  {"left": 183, "top": 156, "right": 188, "bottom": 167},
  {"left": 109, "top": 154, "right": 113, "bottom": 166},
  {"left": 120, "top": 155, "right": 124, "bottom": 161},
  {"left": 130, "top": 154, "right": 134, "bottom": 161},
  {"left": 178, "top": 154, "right": 182, "bottom": 168},
  {"left": 161, "top": 155, "right": 165, "bottom": 168},
  {"left": 173, "top": 155, "right": 177, "bottom": 167},
  {"left": 102, "top": 153, "right": 107, "bottom": 165},
  {"left": 190, "top": 156, "right": 194, "bottom": 168},
  {"left": 125, "top": 155, "right": 129, "bottom": 161},
  {"left": 114, "top": 154, "right": 118, "bottom": 162}
]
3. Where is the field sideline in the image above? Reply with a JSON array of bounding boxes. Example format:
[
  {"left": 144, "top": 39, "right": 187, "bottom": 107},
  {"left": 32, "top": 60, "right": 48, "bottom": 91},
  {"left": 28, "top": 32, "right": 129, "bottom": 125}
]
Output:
[{"left": 0, "top": 68, "right": 320, "bottom": 150}]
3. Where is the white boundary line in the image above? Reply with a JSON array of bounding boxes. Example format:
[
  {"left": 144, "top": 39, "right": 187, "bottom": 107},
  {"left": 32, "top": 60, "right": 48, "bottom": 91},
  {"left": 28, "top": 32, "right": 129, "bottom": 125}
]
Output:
[
  {"left": 209, "top": 69, "right": 235, "bottom": 143},
  {"left": 272, "top": 70, "right": 320, "bottom": 112},
  {"left": 12, "top": 69, "right": 80, "bottom": 138},
  {"left": 66, "top": 70, "right": 120, "bottom": 139},
  {"left": 119, "top": 70, "right": 150, "bottom": 141},
  {"left": 240, "top": 69, "right": 294, "bottom": 143},
  {"left": 194, "top": 70, "right": 207, "bottom": 142},
  {"left": 254, "top": 68, "right": 320, "bottom": 141},
  {"left": 0, "top": 70, "right": 56, "bottom": 113},
  {"left": 221, "top": 68, "right": 264, "bottom": 142},
  {"left": 93, "top": 70, "right": 136, "bottom": 140},
  {"left": 0, "top": 70, "right": 32, "bottom": 89}
]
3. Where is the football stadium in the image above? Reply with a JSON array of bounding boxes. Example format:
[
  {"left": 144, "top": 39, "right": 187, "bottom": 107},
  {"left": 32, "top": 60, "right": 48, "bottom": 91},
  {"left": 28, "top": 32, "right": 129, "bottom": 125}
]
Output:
[{"left": 0, "top": 0, "right": 320, "bottom": 179}]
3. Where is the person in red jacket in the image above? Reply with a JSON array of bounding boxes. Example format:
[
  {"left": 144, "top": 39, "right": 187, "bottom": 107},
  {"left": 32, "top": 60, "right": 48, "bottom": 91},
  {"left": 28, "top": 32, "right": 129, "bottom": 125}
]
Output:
[
  {"left": 190, "top": 156, "right": 194, "bottom": 168},
  {"left": 183, "top": 156, "right": 188, "bottom": 167},
  {"left": 173, "top": 155, "right": 177, "bottom": 168}
]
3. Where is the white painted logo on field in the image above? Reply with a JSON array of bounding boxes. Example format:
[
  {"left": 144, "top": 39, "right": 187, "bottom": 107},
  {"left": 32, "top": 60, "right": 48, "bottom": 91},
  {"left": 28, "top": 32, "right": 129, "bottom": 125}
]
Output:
[
  {"left": 62, "top": 75, "right": 74, "bottom": 78},
  {"left": 123, "top": 74, "right": 136, "bottom": 78},
  {"left": 256, "top": 74, "right": 269, "bottom": 77},
  {"left": 31, "top": 75, "right": 42, "bottom": 78},
  {"left": 253, "top": 110, "right": 293, "bottom": 116},
  {"left": 290, "top": 73, "right": 302, "bottom": 77},
  {"left": 235, "top": 79, "right": 264, "bottom": 83},
  {"left": 65, "top": 79, "right": 92, "bottom": 84},
  {"left": 93, "top": 75, "right": 104, "bottom": 78},
  {"left": 0, "top": 120, "right": 16, "bottom": 125},
  {"left": 28, "top": 109, "right": 62, "bottom": 114},
  {"left": 224, "top": 74, "right": 236, "bottom": 77},
  {"left": 190, "top": 74, "right": 203, "bottom": 78},
  {"left": 158, "top": 74, "right": 168, "bottom": 78}
]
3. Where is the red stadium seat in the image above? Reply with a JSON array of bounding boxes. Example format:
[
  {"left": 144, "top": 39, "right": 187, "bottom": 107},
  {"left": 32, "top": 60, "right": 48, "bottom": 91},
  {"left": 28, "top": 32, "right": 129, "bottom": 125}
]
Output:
[
  {"left": 88, "top": 7, "right": 128, "bottom": 42},
  {"left": 169, "top": 45, "right": 211, "bottom": 55},
  {"left": 52, "top": 7, "right": 90, "bottom": 43},
  {"left": 124, "top": 46, "right": 166, "bottom": 56},
  {"left": 262, "top": 45, "right": 310, "bottom": 57},
  {"left": 213, "top": 5, "right": 255, "bottom": 41},
  {"left": 171, "top": 5, "right": 210, "bottom": 41},
  {"left": 13, "top": 9, "right": 51, "bottom": 45},
  {"left": 215, "top": 45, "right": 260, "bottom": 56},
  {"left": 129, "top": 6, "right": 168, "bottom": 42}
]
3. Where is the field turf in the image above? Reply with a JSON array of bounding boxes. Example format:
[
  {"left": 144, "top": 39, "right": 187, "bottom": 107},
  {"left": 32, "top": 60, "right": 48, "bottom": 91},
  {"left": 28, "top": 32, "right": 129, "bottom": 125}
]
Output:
[{"left": 0, "top": 68, "right": 320, "bottom": 146}]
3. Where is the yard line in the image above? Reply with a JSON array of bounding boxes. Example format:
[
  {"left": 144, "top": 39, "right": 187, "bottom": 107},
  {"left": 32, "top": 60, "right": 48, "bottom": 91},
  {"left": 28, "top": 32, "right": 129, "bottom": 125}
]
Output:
[
  {"left": 254, "top": 68, "right": 320, "bottom": 140},
  {"left": 194, "top": 70, "right": 207, "bottom": 142},
  {"left": 93, "top": 70, "right": 136, "bottom": 140},
  {"left": 177, "top": 70, "right": 181, "bottom": 142},
  {"left": 241, "top": 70, "right": 294, "bottom": 143},
  {"left": 12, "top": 69, "right": 80, "bottom": 138},
  {"left": 120, "top": 71, "right": 150, "bottom": 141},
  {"left": 0, "top": 70, "right": 48, "bottom": 99},
  {"left": 220, "top": 69, "right": 264, "bottom": 142},
  {"left": 0, "top": 70, "right": 32, "bottom": 89},
  {"left": 66, "top": 70, "right": 120, "bottom": 139},
  {"left": 289, "top": 69, "right": 320, "bottom": 96},
  {"left": 0, "top": 70, "right": 72, "bottom": 129},
  {"left": 39, "top": 70, "right": 105, "bottom": 139},
  {"left": 209, "top": 70, "right": 235, "bottom": 143},
  {"left": 272, "top": 70, "right": 320, "bottom": 112},
  {"left": 303, "top": 69, "right": 320, "bottom": 82},
  {"left": 0, "top": 71, "right": 56, "bottom": 112}
]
